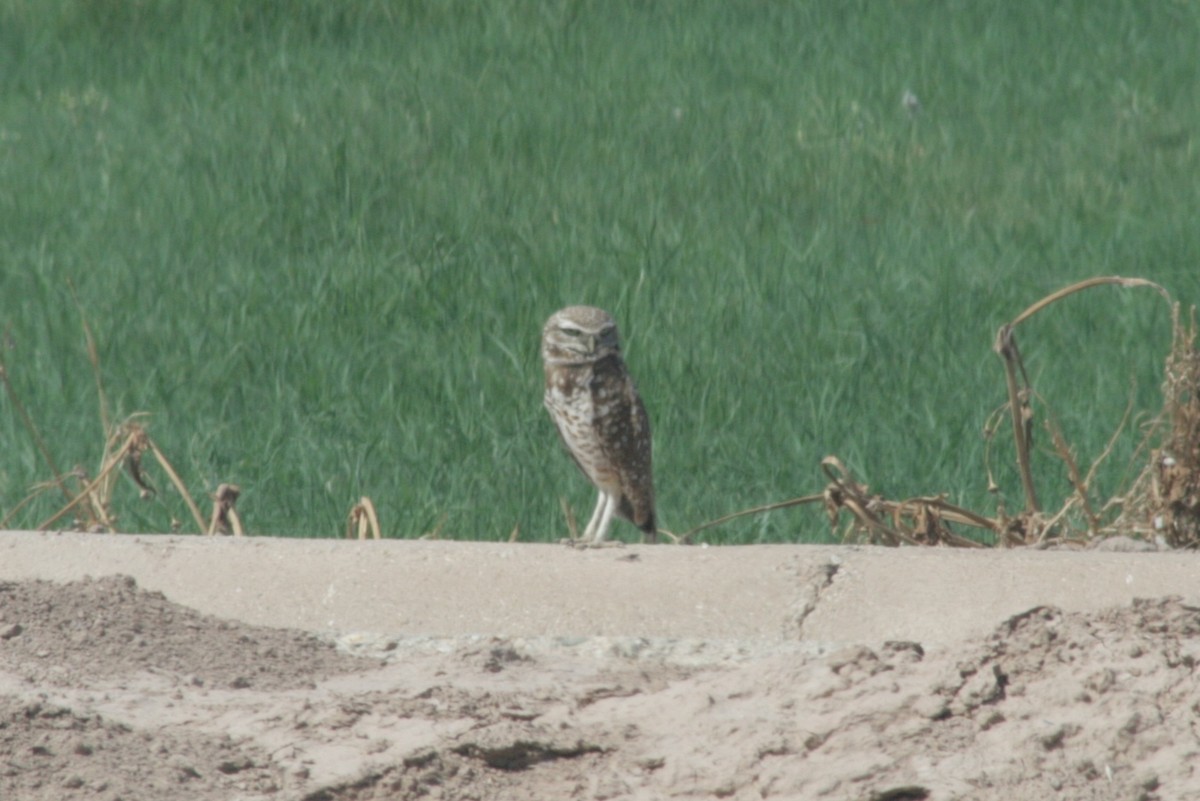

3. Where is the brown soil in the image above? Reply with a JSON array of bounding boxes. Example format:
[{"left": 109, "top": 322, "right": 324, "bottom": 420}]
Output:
[{"left": 1, "top": 575, "right": 1198, "bottom": 800}]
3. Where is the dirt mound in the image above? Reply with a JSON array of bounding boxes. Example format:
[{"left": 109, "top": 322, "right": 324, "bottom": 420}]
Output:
[
  {"left": 1, "top": 575, "right": 1197, "bottom": 800},
  {"left": 0, "top": 575, "right": 367, "bottom": 689}
]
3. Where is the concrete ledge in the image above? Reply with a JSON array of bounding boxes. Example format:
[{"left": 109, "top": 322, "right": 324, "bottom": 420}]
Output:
[{"left": 1, "top": 530, "right": 1196, "bottom": 647}]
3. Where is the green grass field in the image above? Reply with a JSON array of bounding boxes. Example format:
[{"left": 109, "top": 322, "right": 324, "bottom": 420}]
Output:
[{"left": 1, "top": 0, "right": 1197, "bottom": 542}]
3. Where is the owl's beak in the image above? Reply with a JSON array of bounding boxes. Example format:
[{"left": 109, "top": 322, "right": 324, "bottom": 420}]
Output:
[{"left": 584, "top": 334, "right": 597, "bottom": 353}]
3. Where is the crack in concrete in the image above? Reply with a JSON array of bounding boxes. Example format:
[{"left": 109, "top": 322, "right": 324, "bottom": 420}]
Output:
[{"left": 788, "top": 559, "right": 841, "bottom": 639}]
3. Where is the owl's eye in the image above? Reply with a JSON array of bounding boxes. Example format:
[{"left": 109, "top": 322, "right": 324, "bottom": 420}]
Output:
[{"left": 560, "top": 327, "right": 583, "bottom": 337}]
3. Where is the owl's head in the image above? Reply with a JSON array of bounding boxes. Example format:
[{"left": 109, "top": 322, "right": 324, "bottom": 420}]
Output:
[{"left": 541, "top": 305, "right": 622, "bottom": 365}]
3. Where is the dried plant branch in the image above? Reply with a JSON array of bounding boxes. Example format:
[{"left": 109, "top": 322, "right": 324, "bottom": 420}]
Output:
[
  {"left": 678, "top": 272, "right": 1183, "bottom": 548},
  {"left": 1044, "top": 411, "right": 1099, "bottom": 534},
  {"left": 672, "top": 494, "right": 823, "bottom": 544},
  {"left": 145, "top": 436, "right": 208, "bottom": 533},
  {"left": 994, "top": 276, "right": 1175, "bottom": 523},
  {"left": 35, "top": 431, "right": 139, "bottom": 531},
  {"left": 821, "top": 456, "right": 988, "bottom": 547},
  {"left": 981, "top": 403, "right": 1009, "bottom": 494},
  {"left": 347, "top": 496, "right": 382, "bottom": 540},
  {"left": 5, "top": 300, "right": 215, "bottom": 536},
  {"left": 1121, "top": 302, "right": 1200, "bottom": 547},
  {"left": 992, "top": 325, "right": 1040, "bottom": 513},
  {"left": 1005, "top": 276, "right": 1170, "bottom": 329},
  {"left": 207, "top": 483, "right": 244, "bottom": 536}
]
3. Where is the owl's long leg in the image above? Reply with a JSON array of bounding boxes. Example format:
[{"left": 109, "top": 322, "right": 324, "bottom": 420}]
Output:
[
  {"left": 581, "top": 491, "right": 607, "bottom": 541},
  {"left": 584, "top": 492, "right": 617, "bottom": 544}
]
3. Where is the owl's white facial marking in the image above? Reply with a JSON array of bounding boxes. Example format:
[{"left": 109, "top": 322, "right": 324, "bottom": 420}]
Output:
[{"left": 541, "top": 306, "right": 621, "bottom": 365}]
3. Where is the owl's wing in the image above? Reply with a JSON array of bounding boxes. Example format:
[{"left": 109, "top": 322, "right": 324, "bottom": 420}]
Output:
[{"left": 598, "top": 377, "right": 656, "bottom": 535}]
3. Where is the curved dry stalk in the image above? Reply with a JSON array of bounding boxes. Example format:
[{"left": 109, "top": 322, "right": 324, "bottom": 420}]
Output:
[
  {"left": 207, "top": 483, "right": 244, "bottom": 536},
  {"left": 993, "top": 325, "right": 1040, "bottom": 512},
  {"left": 144, "top": 437, "right": 207, "bottom": 533},
  {"left": 672, "top": 494, "right": 823, "bottom": 544},
  {"left": 1006, "top": 276, "right": 1171, "bottom": 329},
  {"left": 994, "top": 276, "right": 1174, "bottom": 518},
  {"left": 896, "top": 496, "right": 999, "bottom": 532},
  {"left": 347, "top": 496, "right": 382, "bottom": 540}
]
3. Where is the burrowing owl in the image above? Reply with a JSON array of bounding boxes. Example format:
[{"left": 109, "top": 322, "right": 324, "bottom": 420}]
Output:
[{"left": 541, "top": 305, "right": 656, "bottom": 544}]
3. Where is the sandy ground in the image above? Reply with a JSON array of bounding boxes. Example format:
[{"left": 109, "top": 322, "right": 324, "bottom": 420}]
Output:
[{"left": 0, "top": 531, "right": 1198, "bottom": 800}]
